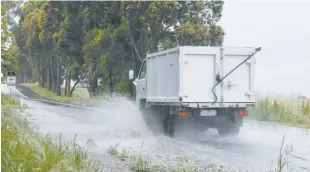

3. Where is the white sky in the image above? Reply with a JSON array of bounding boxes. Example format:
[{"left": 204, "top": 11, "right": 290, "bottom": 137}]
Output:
[{"left": 220, "top": 0, "right": 310, "bottom": 97}]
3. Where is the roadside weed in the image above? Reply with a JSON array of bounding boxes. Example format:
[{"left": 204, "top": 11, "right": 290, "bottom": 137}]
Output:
[
  {"left": 1, "top": 94, "right": 99, "bottom": 172},
  {"left": 249, "top": 98, "right": 310, "bottom": 128}
]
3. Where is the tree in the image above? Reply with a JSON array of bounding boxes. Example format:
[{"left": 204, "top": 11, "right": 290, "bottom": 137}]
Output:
[
  {"left": 10, "top": 1, "right": 225, "bottom": 97},
  {"left": 1, "top": 5, "right": 18, "bottom": 74}
]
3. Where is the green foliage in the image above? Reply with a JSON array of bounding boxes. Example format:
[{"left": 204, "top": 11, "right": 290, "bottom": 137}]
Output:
[
  {"left": 1, "top": 95, "right": 99, "bottom": 172},
  {"left": 8, "top": 1, "right": 225, "bottom": 96},
  {"left": 1, "top": 5, "right": 18, "bottom": 73},
  {"left": 1, "top": 6, "right": 11, "bottom": 40},
  {"left": 1, "top": 94, "right": 20, "bottom": 106},
  {"left": 249, "top": 98, "right": 310, "bottom": 128},
  {"left": 115, "top": 70, "right": 130, "bottom": 92},
  {"left": 82, "top": 28, "right": 107, "bottom": 63}
]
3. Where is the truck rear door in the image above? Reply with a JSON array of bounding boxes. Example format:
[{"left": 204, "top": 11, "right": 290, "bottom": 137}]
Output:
[
  {"left": 180, "top": 47, "right": 221, "bottom": 103},
  {"left": 221, "top": 47, "right": 256, "bottom": 103}
]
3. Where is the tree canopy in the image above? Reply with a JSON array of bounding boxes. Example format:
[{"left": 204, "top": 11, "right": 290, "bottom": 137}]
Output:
[{"left": 2, "top": 1, "right": 225, "bottom": 97}]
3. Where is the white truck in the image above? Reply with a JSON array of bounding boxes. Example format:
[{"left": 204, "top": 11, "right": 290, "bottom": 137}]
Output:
[
  {"left": 6, "top": 71, "right": 16, "bottom": 86},
  {"left": 129, "top": 46, "right": 261, "bottom": 137}
]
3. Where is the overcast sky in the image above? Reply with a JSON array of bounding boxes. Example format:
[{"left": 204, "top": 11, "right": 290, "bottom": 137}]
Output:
[{"left": 220, "top": 0, "right": 310, "bottom": 97}]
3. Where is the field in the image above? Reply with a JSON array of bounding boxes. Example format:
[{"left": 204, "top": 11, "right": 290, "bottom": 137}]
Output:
[
  {"left": 249, "top": 98, "right": 310, "bottom": 128},
  {"left": 24, "top": 83, "right": 90, "bottom": 101}
]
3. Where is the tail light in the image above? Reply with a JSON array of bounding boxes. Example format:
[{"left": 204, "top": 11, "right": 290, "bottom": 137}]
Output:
[
  {"left": 238, "top": 110, "right": 248, "bottom": 117},
  {"left": 180, "top": 111, "right": 188, "bottom": 117}
]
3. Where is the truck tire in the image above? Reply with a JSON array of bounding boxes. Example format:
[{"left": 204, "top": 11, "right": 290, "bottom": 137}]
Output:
[
  {"left": 140, "top": 105, "right": 165, "bottom": 134},
  {"left": 217, "top": 123, "right": 240, "bottom": 137},
  {"left": 139, "top": 100, "right": 154, "bottom": 125},
  {"left": 163, "top": 114, "right": 176, "bottom": 137}
]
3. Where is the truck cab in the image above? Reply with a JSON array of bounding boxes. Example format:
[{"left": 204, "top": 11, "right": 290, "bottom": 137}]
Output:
[{"left": 133, "top": 60, "right": 147, "bottom": 109}]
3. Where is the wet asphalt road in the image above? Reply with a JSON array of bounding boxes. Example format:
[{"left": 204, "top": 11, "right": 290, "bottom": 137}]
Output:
[{"left": 3, "top": 85, "right": 310, "bottom": 172}]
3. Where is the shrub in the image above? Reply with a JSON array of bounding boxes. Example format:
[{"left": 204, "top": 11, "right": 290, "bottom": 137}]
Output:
[{"left": 249, "top": 98, "right": 310, "bottom": 127}]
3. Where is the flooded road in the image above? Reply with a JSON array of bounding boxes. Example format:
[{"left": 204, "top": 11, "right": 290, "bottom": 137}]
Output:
[{"left": 5, "top": 86, "right": 310, "bottom": 172}]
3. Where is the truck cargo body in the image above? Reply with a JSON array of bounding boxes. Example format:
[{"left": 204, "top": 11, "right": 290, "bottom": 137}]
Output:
[
  {"left": 143, "top": 46, "right": 257, "bottom": 107},
  {"left": 134, "top": 46, "right": 261, "bottom": 137}
]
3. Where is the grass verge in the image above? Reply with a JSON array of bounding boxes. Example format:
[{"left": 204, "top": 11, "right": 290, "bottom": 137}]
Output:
[
  {"left": 24, "top": 83, "right": 89, "bottom": 101},
  {"left": 106, "top": 144, "right": 228, "bottom": 172},
  {"left": 106, "top": 137, "right": 308, "bottom": 172},
  {"left": 248, "top": 98, "right": 310, "bottom": 128},
  {"left": 1, "top": 94, "right": 99, "bottom": 172}
]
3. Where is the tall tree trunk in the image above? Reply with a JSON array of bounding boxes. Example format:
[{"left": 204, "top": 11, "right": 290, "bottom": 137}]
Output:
[
  {"left": 32, "top": 69, "right": 36, "bottom": 83},
  {"left": 65, "top": 61, "right": 71, "bottom": 97},
  {"left": 87, "top": 61, "right": 96, "bottom": 97},
  {"left": 87, "top": 62, "right": 93, "bottom": 89},
  {"left": 109, "top": 68, "right": 113, "bottom": 96},
  {"left": 46, "top": 55, "right": 51, "bottom": 90},
  {"left": 70, "top": 80, "right": 79, "bottom": 96},
  {"left": 47, "top": 64, "right": 50, "bottom": 90},
  {"left": 51, "top": 55, "right": 56, "bottom": 92},
  {"left": 151, "top": 34, "right": 158, "bottom": 53},
  {"left": 56, "top": 55, "right": 61, "bottom": 96},
  {"left": 38, "top": 58, "right": 43, "bottom": 87},
  {"left": 134, "top": 58, "right": 141, "bottom": 76},
  {"left": 65, "top": 75, "right": 71, "bottom": 97}
]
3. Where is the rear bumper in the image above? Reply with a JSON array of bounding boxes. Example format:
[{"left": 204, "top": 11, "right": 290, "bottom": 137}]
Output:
[
  {"left": 176, "top": 107, "right": 246, "bottom": 129},
  {"left": 175, "top": 114, "right": 244, "bottom": 130},
  {"left": 181, "top": 102, "right": 255, "bottom": 108},
  {"left": 199, "top": 115, "right": 243, "bottom": 128},
  {"left": 177, "top": 115, "right": 244, "bottom": 130}
]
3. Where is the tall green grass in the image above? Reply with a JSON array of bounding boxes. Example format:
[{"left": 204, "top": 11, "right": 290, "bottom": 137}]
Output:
[
  {"left": 1, "top": 94, "right": 99, "bottom": 172},
  {"left": 249, "top": 98, "right": 310, "bottom": 128}
]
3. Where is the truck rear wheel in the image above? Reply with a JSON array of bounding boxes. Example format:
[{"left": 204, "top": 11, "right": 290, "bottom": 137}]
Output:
[
  {"left": 163, "top": 114, "right": 176, "bottom": 137},
  {"left": 140, "top": 106, "right": 160, "bottom": 132},
  {"left": 217, "top": 124, "right": 240, "bottom": 137}
]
